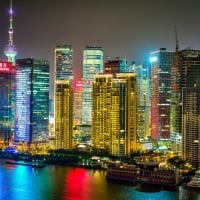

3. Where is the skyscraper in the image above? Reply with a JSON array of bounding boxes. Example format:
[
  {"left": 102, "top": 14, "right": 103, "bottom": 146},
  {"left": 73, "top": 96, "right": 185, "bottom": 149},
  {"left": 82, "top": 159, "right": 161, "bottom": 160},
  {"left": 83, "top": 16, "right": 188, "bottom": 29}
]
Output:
[
  {"left": 92, "top": 73, "right": 137, "bottom": 156},
  {"left": 15, "top": 58, "right": 49, "bottom": 144},
  {"left": 4, "top": 0, "right": 17, "bottom": 64},
  {"left": 0, "top": 61, "right": 15, "bottom": 146},
  {"left": 150, "top": 48, "right": 173, "bottom": 142},
  {"left": 54, "top": 45, "right": 73, "bottom": 149},
  {"left": 82, "top": 46, "right": 104, "bottom": 125},
  {"left": 55, "top": 80, "right": 73, "bottom": 149},
  {"left": 176, "top": 49, "right": 200, "bottom": 166},
  {"left": 55, "top": 45, "right": 73, "bottom": 81},
  {"left": 129, "top": 63, "right": 151, "bottom": 140}
]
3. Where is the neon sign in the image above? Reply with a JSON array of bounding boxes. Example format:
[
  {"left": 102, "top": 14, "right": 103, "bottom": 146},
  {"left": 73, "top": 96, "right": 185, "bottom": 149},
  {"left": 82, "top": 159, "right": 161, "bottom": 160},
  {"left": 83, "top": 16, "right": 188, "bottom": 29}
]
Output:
[{"left": 0, "top": 61, "right": 14, "bottom": 73}]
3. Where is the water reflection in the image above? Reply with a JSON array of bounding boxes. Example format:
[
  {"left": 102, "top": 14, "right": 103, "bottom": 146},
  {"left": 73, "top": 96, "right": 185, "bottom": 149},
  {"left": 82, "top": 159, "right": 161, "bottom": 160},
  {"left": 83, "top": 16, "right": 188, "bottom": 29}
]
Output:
[{"left": 0, "top": 161, "right": 199, "bottom": 200}]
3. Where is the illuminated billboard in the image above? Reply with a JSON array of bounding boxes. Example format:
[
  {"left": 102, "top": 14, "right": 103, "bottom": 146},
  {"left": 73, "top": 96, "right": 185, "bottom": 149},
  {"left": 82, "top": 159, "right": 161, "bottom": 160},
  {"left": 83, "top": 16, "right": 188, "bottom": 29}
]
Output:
[{"left": 0, "top": 61, "right": 14, "bottom": 73}]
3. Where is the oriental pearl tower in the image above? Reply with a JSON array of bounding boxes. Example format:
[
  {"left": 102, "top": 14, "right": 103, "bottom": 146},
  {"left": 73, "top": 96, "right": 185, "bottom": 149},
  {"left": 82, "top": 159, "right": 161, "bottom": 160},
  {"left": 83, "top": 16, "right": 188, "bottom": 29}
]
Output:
[{"left": 4, "top": 0, "right": 17, "bottom": 64}]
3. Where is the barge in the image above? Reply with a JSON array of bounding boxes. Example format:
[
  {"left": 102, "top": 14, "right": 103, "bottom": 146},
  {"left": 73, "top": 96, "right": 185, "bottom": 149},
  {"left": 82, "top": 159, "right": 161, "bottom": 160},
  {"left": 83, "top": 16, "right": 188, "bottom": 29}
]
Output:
[{"left": 106, "top": 164, "right": 176, "bottom": 187}]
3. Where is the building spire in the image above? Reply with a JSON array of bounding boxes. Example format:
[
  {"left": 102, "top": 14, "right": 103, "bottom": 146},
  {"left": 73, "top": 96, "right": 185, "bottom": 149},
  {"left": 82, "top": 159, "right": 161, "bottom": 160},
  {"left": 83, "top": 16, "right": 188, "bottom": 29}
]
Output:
[
  {"left": 175, "top": 25, "right": 179, "bottom": 52},
  {"left": 4, "top": 0, "right": 17, "bottom": 64}
]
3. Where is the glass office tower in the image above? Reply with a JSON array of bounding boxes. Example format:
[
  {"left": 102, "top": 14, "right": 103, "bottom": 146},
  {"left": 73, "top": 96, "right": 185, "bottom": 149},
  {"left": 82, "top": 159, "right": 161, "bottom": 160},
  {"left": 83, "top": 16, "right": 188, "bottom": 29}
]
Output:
[
  {"left": 55, "top": 45, "right": 73, "bottom": 81},
  {"left": 82, "top": 46, "right": 104, "bottom": 125},
  {"left": 150, "top": 48, "right": 173, "bottom": 141},
  {"left": 15, "top": 58, "right": 49, "bottom": 144}
]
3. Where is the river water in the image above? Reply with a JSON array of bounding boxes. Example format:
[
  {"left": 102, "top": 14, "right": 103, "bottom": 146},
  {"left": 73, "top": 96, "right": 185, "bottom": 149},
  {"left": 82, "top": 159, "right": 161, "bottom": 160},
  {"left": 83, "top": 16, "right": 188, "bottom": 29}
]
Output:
[{"left": 0, "top": 160, "right": 199, "bottom": 200}]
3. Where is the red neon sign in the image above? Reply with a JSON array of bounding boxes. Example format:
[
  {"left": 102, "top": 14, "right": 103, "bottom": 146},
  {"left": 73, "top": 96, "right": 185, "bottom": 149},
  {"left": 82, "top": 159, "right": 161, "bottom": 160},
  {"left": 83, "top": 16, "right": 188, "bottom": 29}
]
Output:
[{"left": 0, "top": 61, "right": 14, "bottom": 73}]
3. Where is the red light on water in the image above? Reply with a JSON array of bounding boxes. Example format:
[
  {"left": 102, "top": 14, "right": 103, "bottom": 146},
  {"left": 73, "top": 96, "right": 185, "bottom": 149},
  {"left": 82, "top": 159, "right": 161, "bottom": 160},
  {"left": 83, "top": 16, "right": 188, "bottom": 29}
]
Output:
[{"left": 64, "top": 168, "right": 92, "bottom": 200}]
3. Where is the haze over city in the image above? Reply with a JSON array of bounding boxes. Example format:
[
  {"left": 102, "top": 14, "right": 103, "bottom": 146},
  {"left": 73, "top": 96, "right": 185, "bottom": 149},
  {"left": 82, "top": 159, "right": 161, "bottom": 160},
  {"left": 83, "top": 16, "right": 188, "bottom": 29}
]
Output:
[{"left": 0, "top": 0, "right": 200, "bottom": 81}]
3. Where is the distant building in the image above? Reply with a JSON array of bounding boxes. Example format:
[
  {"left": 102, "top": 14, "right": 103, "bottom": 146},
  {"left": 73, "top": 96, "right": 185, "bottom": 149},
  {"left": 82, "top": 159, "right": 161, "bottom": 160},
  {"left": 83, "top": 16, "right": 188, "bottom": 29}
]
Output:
[
  {"left": 55, "top": 45, "right": 73, "bottom": 81},
  {"left": 104, "top": 57, "right": 127, "bottom": 74},
  {"left": 55, "top": 80, "right": 73, "bottom": 149},
  {"left": 82, "top": 46, "right": 104, "bottom": 125},
  {"left": 129, "top": 63, "right": 151, "bottom": 141},
  {"left": 0, "top": 61, "right": 15, "bottom": 146},
  {"left": 73, "top": 80, "right": 83, "bottom": 125},
  {"left": 150, "top": 48, "right": 173, "bottom": 141},
  {"left": 15, "top": 58, "right": 49, "bottom": 144},
  {"left": 92, "top": 73, "right": 137, "bottom": 156}
]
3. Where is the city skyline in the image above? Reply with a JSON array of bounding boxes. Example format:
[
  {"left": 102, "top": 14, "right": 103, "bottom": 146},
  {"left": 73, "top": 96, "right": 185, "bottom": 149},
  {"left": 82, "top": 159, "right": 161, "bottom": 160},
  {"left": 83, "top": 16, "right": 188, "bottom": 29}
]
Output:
[{"left": 0, "top": 0, "right": 200, "bottom": 81}]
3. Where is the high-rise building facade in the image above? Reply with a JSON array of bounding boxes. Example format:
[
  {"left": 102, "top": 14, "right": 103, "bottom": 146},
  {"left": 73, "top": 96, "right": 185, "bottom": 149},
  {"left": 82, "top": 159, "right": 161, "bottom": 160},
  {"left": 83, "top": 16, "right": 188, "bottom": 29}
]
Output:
[
  {"left": 175, "top": 49, "right": 200, "bottom": 166},
  {"left": 15, "top": 58, "right": 49, "bottom": 144},
  {"left": 104, "top": 57, "right": 127, "bottom": 74},
  {"left": 150, "top": 48, "right": 173, "bottom": 141},
  {"left": 129, "top": 63, "right": 151, "bottom": 141},
  {"left": 54, "top": 45, "right": 73, "bottom": 149},
  {"left": 92, "top": 73, "right": 137, "bottom": 156},
  {"left": 0, "top": 61, "right": 15, "bottom": 146},
  {"left": 55, "top": 45, "right": 73, "bottom": 81},
  {"left": 55, "top": 80, "right": 73, "bottom": 149},
  {"left": 82, "top": 46, "right": 104, "bottom": 125}
]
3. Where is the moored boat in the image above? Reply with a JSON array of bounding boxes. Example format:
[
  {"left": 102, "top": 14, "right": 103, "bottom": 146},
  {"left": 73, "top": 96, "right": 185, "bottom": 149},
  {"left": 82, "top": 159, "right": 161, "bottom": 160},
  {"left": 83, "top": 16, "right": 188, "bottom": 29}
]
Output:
[
  {"left": 186, "top": 168, "right": 200, "bottom": 189},
  {"left": 5, "top": 160, "right": 46, "bottom": 168},
  {"left": 106, "top": 163, "right": 176, "bottom": 187}
]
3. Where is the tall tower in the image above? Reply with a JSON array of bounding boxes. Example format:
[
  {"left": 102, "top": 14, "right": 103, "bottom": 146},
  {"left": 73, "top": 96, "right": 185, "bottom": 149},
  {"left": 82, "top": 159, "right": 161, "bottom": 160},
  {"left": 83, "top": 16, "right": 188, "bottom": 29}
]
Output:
[
  {"left": 54, "top": 45, "right": 73, "bottom": 149},
  {"left": 92, "top": 73, "right": 137, "bottom": 156},
  {"left": 4, "top": 0, "right": 17, "bottom": 64},
  {"left": 150, "top": 48, "right": 173, "bottom": 143},
  {"left": 177, "top": 49, "right": 200, "bottom": 167},
  {"left": 129, "top": 63, "right": 151, "bottom": 141},
  {"left": 55, "top": 80, "right": 73, "bottom": 150},
  {"left": 15, "top": 58, "right": 49, "bottom": 144},
  {"left": 82, "top": 46, "right": 104, "bottom": 125}
]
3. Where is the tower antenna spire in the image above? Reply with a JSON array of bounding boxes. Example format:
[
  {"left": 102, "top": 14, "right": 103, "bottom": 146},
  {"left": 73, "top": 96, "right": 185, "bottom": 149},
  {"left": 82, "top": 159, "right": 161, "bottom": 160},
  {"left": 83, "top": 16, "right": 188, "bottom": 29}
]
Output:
[
  {"left": 175, "top": 25, "right": 179, "bottom": 52},
  {"left": 4, "top": 0, "right": 17, "bottom": 64}
]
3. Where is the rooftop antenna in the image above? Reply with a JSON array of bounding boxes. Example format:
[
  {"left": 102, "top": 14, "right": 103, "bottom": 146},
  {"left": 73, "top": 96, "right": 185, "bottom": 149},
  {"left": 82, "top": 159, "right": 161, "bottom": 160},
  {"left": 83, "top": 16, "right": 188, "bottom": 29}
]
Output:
[{"left": 175, "top": 25, "right": 179, "bottom": 52}]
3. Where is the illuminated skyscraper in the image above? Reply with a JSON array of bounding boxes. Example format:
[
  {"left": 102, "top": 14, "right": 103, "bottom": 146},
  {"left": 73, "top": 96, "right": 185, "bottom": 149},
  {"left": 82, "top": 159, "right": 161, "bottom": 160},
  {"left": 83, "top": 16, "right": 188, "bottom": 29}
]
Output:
[
  {"left": 4, "top": 0, "right": 17, "bottom": 64},
  {"left": 0, "top": 61, "right": 15, "bottom": 146},
  {"left": 150, "top": 48, "right": 173, "bottom": 141},
  {"left": 15, "top": 58, "right": 49, "bottom": 144},
  {"left": 175, "top": 49, "right": 200, "bottom": 166},
  {"left": 55, "top": 45, "right": 73, "bottom": 81},
  {"left": 129, "top": 63, "right": 151, "bottom": 141},
  {"left": 55, "top": 80, "right": 73, "bottom": 149},
  {"left": 82, "top": 46, "right": 104, "bottom": 125},
  {"left": 54, "top": 45, "right": 73, "bottom": 149},
  {"left": 92, "top": 73, "right": 137, "bottom": 156}
]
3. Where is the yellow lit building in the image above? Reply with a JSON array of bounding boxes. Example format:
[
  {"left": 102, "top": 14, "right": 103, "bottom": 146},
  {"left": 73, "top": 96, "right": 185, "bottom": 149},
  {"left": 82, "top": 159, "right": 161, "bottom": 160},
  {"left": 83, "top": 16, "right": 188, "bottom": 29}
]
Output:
[
  {"left": 55, "top": 80, "right": 73, "bottom": 149},
  {"left": 92, "top": 73, "right": 137, "bottom": 156}
]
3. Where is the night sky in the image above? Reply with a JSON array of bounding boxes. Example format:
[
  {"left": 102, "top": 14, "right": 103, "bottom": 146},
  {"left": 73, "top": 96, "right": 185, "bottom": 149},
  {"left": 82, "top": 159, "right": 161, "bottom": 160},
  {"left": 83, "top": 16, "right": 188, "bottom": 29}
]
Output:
[{"left": 0, "top": 0, "right": 200, "bottom": 82}]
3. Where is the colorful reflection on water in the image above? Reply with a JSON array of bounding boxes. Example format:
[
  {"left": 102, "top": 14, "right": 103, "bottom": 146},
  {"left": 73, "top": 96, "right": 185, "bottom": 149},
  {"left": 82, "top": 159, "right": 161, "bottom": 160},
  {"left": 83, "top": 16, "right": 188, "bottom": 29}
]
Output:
[{"left": 0, "top": 160, "right": 199, "bottom": 200}]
